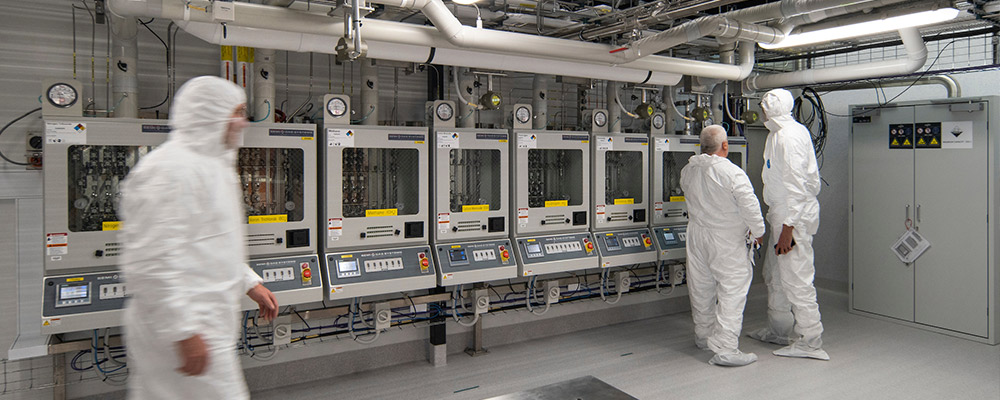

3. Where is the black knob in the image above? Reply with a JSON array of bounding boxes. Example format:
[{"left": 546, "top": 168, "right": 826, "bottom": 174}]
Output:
[
  {"left": 565, "top": 218, "right": 570, "bottom": 223},
  {"left": 276, "top": 238, "right": 283, "bottom": 244},
  {"left": 395, "top": 229, "right": 401, "bottom": 235},
  {"left": 481, "top": 225, "right": 487, "bottom": 230},
  {"left": 628, "top": 216, "right": 633, "bottom": 220},
  {"left": 94, "top": 250, "right": 104, "bottom": 257},
  {"left": 452, "top": 227, "right": 459, "bottom": 232},
  {"left": 360, "top": 232, "right": 367, "bottom": 238},
  {"left": 541, "top": 220, "right": 546, "bottom": 225}
]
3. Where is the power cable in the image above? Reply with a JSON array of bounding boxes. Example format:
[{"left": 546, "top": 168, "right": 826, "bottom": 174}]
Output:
[{"left": 0, "top": 108, "right": 41, "bottom": 166}]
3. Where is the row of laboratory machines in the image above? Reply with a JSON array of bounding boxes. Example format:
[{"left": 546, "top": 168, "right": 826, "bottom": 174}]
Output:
[{"left": 38, "top": 85, "right": 747, "bottom": 336}]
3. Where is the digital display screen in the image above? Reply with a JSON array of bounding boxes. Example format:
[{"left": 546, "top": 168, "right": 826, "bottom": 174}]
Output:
[
  {"left": 59, "top": 284, "right": 89, "bottom": 300},
  {"left": 527, "top": 243, "right": 542, "bottom": 254},
  {"left": 605, "top": 236, "right": 620, "bottom": 247},
  {"left": 449, "top": 249, "right": 467, "bottom": 262},
  {"left": 338, "top": 260, "right": 358, "bottom": 273},
  {"left": 663, "top": 232, "right": 676, "bottom": 242}
]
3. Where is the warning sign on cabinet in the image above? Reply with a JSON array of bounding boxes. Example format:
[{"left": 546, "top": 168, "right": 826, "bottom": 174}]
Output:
[
  {"left": 914, "top": 122, "right": 941, "bottom": 149},
  {"left": 889, "top": 124, "right": 913, "bottom": 149},
  {"left": 941, "top": 121, "right": 974, "bottom": 149}
]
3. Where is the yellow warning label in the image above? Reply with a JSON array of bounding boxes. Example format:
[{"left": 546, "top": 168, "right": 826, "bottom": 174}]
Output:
[
  {"left": 451, "top": 245, "right": 462, "bottom": 248},
  {"left": 42, "top": 321, "right": 50, "bottom": 326},
  {"left": 544, "top": 200, "right": 568, "bottom": 207},
  {"left": 462, "top": 204, "right": 490, "bottom": 212},
  {"left": 67, "top": 277, "right": 84, "bottom": 282},
  {"left": 669, "top": 196, "right": 686, "bottom": 202},
  {"left": 236, "top": 47, "right": 255, "bottom": 63},
  {"left": 341, "top": 254, "right": 353, "bottom": 258},
  {"left": 917, "top": 138, "right": 926, "bottom": 145},
  {"left": 606, "top": 233, "right": 614, "bottom": 236},
  {"left": 903, "top": 139, "right": 911, "bottom": 146},
  {"left": 220, "top": 46, "right": 233, "bottom": 61},
  {"left": 892, "top": 139, "right": 899, "bottom": 146},
  {"left": 249, "top": 215, "right": 288, "bottom": 224},
  {"left": 930, "top": 138, "right": 939, "bottom": 145},
  {"left": 526, "top": 239, "right": 536, "bottom": 242},
  {"left": 102, "top": 221, "right": 121, "bottom": 231},
  {"left": 366, "top": 208, "right": 398, "bottom": 217},
  {"left": 302, "top": 137, "right": 313, "bottom": 141},
  {"left": 614, "top": 198, "right": 635, "bottom": 205}
]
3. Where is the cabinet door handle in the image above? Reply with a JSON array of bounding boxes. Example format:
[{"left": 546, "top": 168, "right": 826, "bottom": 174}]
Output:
[{"left": 917, "top": 205, "right": 921, "bottom": 223}]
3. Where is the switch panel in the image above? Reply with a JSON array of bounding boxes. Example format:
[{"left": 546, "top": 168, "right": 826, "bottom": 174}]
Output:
[
  {"left": 472, "top": 249, "right": 497, "bottom": 261},
  {"left": 262, "top": 267, "right": 296, "bottom": 283},
  {"left": 435, "top": 239, "right": 517, "bottom": 286},
  {"left": 98, "top": 283, "right": 127, "bottom": 300},
  {"left": 544, "top": 241, "right": 583, "bottom": 254},
  {"left": 364, "top": 258, "right": 405, "bottom": 272},
  {"left": 622, "top": 237, "right": 641, "bottom": 247}
]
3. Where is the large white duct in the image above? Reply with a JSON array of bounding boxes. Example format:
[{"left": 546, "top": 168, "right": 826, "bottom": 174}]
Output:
[
  {"left": 745, "top": 28, "right": 927, "bottom": 91},
  {"left": 110, "top": 16, "right": 139, "bottom": 118},
  {"left": 108, "top": 0, "right": 749, "bottom": 81},
  {"left": 175, "top": 20, "right": 684, "bottom": 86},
  {"left": 614, "top": 16, "right": 783, "bottom": 63}
]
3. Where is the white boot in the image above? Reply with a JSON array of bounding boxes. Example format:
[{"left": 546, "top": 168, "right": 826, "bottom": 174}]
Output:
[
  {"left": 746, "top": 328, "right": 791, "bottom": 345},
  {"left": 709, "top": 351, "right": 758, "bottom": 367},
  {"left": 773, "top": 341, "right": 830, "bottom": 361}
]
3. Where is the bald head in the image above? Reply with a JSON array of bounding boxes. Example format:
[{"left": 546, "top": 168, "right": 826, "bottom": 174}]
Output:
[{"left": 700, "top": 124, "right": 728, "bottom": 156}]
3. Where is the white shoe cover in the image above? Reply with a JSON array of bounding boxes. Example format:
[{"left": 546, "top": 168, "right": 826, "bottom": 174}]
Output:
[
  {"left": 773, "top": 342, "right": 830, "bottom": 361},
  {"left": 709, "top": 351, "right": 758, "bottom": 367},
  {"left": 747, "top": 328, "right": 791, "bottom": 345}
]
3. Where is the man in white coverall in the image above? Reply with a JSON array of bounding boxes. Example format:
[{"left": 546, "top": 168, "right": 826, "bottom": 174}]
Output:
[
  {"left": 746, "top": 88, "right": 829, "bottom": 361},
  {"left": 680, "top": 125, "right": 766, "bottom": 367},
  {"left": 119, "top": 76, "right": 279, "bottom": 399}
]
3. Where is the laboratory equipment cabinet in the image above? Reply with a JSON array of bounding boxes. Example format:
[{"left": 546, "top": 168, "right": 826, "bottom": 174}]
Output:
[{"left": 850, "top": 97, "right": 999, "bottom": 344}]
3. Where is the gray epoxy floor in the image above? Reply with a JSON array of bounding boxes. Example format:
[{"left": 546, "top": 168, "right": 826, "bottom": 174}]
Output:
[{"left": 253, "top": 287, "right": 1000, "bottom": 400}]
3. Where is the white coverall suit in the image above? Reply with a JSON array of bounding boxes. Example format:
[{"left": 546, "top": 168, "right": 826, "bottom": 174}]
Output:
[
  {"left": 680, "top": 153, "right": 765, "bottom": 366},
  {"left": 119, "top": 76, "right": 262, "bottom": 399},
  {"left": 750, "top": 88, "right": 828, "bottom": 360}
]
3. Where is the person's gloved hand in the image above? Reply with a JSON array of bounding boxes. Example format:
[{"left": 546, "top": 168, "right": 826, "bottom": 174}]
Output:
[
  {"left": 176, "top": 334, "right": 209, "bottom": 376},
  {"left": 247, "top": 284, "right": 278, "bottom": 321}
]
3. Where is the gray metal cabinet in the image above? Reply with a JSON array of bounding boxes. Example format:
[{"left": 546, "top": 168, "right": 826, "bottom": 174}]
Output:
[{"left": 850, "top": 98, "right": 997, "bottom": 343}]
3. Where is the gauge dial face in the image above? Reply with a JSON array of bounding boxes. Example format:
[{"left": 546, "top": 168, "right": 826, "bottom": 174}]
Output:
[
  {"left": 652, "top": 114, "right": 665, "bottom": 129},
  {"left": 436, "top": 102, "right": 454, "bottom": 121},
  {"left": 327, "top": 98, "right": 347, "bottom": 117},
  {"left": 47, "top": 83, "right": 78, "bottom": 108},
  {"left": 594, "top": 111, "right": 607, "bottom": 127},
  {"left": 515, "top": 106, "right": 531, "bottom": 124}
]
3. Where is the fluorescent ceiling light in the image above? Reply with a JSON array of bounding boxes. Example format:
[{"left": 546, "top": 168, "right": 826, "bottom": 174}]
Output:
[
  {"left": 760, "top": 8, "right": 960, "bottom": 49},
  {"left": 452, "top": 0, "right": 481, "bottom": 4}
]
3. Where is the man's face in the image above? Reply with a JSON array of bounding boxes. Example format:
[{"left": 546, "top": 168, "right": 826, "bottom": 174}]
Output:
[{"left": 224, "top": 104, "right": 249, "bottom": 149}]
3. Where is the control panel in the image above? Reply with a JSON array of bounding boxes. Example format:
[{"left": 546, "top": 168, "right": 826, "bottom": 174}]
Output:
[
  {"left": 653, "top": 225, "right": 687, "bottom": 261},
  {"left": 594, "top": 228, "right": 657, "bottom": 268},
  {"left": 42, "top": 271, "right": 126, "bottom": 334},
  {"left": 324, "top": 245, "right": 437, "bottom": 300},
  {"left": 515, "top": 233, "right": 599, "bottom": 276},
  {"left": 435, "top": 239, "right": 517, "bottom": 286},
  {"left": 242, "top": 254, "right": 323, "bottom": 310}
]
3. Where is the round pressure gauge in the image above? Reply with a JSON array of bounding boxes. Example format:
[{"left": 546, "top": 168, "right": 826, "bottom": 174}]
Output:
[
  {"left": 594, "top": 110, "right": 608, "bottom": 127},
  {"left": 515, "top": 106, "right": 531, "bottom": 124},
  {"left": 46, "top": 83, "right": 78, "bottom": 108},
  {"left": 651, "top": 113, "right": 665, "bottom": 130},
  {"left": 435, "top": 102, "right": 454, "bottom": 121},
  {"left": 326, "top": 97, "right": 348, "bottom": 117}
]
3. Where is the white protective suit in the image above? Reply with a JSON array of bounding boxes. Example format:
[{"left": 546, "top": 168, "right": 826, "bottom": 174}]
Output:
[
  {"left": 680, "top": 151, "right": 765, "bottom": 366},
  {"left": 750, "top": 88, "right": 828, "bottom": 360},
  {"left": 120, "top": 76, "right": 262, "bottom": 399}
]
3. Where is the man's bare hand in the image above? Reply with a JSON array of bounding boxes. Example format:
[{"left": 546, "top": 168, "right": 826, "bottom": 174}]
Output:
[
  {"left": 775, "top": 224, "right": 795, "bottom": 255},
  {"left": 176, "top": 334, "right": 209, "bottom": 376},
  {"left": 754, "top": 236, "right": 764, "bottom": 246},
  {"left": 247, "top": 284, "right": 278, "bottom": 321}
]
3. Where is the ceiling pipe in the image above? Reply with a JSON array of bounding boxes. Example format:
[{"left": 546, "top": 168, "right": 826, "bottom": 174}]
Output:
[
  {"left": 175, "top": 20, "right": 684, "bottom": 85},
  {"left": 109, "top": 0, "right": 750, "bottom": 80},
  {"left": 808, "top": 74, "right": 961, "bottom": 98},
  {"left": 745, "top": 27, "right": 927, "bottom": 91},
  {"left": 612, "top": 16, "right": 783, "bottom": 63}
]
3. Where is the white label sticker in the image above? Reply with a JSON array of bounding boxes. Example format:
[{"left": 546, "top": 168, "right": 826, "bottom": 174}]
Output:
[
  {"left": 46, "top": 233, "right": 68, "bottom": 255},
  {"left": 941, "top": 121, "right": 974, "bottom": 149},
  {"left": 42, "top": 319, "right": 62, "bottom": 327},
  {"left": 517, "top": 133, "right": 537, "bottom": 149},
  {"left": 45, "top": 122, "right": 87, "bottom": 144},
  {"left": 328, "top": 128, "right": 355, "bottom": 147},
  {"left": 654, "top": 201, "right": 663, "bottom": 211},
  {"left": 596, "top": 205, "right": 606, "bottom": 223},
  {"left": 596, "top": 136, "right": 613, "bottom": 151},
  {"left": 328, "top": 218, "right": 343, "bottom": 236},
  {"left": 437, "top": 132, "right": 460, "bottom": 148},
  {"left": 438, "top": 213, "right": 450, "bottom": 233},
  {"left": 655, "top": 138, "right": 670, "bottom": 152},
  {"left": 517, "top": 207, "right": 529, "bottom": 227}
]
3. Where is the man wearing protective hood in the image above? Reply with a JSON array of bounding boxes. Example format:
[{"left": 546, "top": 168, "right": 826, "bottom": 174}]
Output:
[
  {"left": 119, "top": 76, "right": 279, "bottom": 399},
  {"left": 680, "top": 125, "right": 765, "bottom": 367},
  {"left": 746, "top": 88, "right": 829, "bottom": 361}
]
